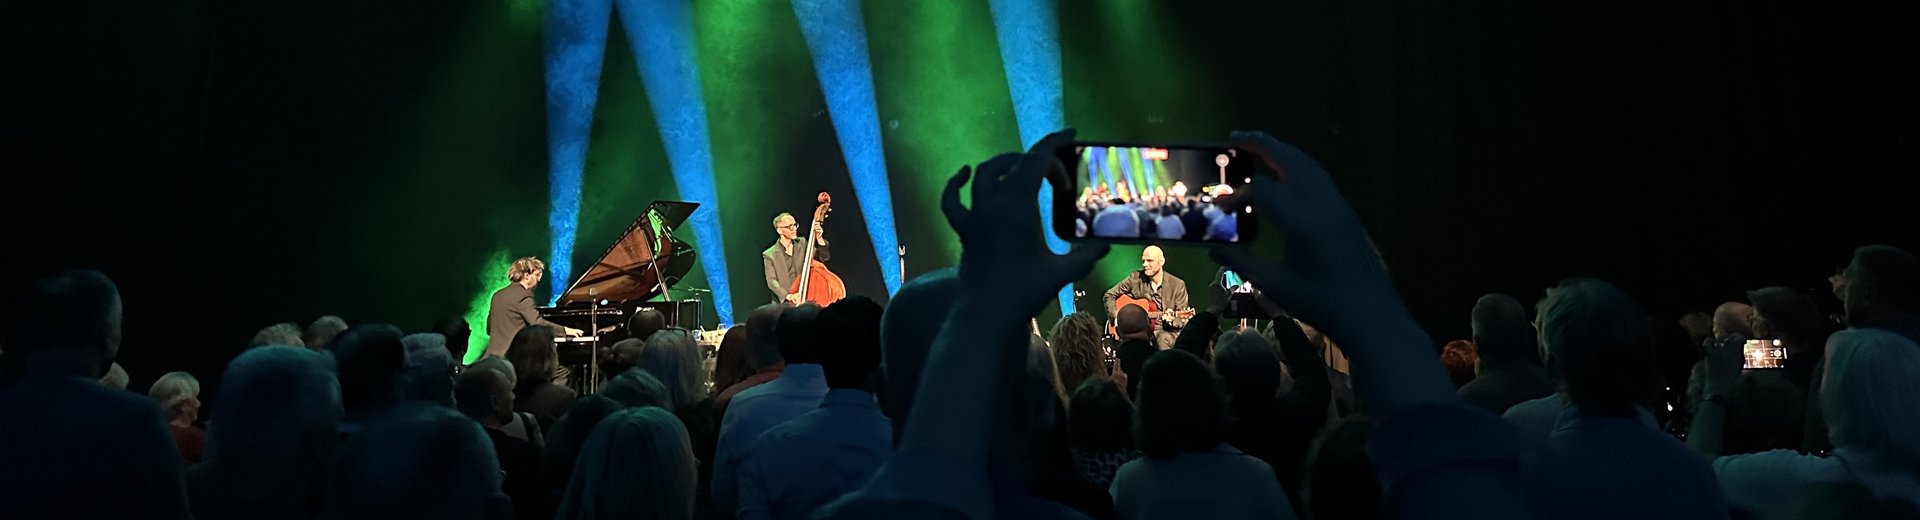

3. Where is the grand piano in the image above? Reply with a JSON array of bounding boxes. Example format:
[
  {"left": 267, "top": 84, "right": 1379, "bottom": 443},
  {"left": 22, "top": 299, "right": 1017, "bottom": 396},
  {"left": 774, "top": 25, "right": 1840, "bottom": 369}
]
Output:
[{"left": 538, "top": 200, "right": 706, "bottom": 387}]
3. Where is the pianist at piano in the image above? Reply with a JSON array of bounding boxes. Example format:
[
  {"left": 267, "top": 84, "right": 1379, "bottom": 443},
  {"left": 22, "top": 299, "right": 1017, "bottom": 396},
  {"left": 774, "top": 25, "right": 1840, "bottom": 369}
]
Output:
[
  {"left": 484, "top": 257, "right": 585, "bottom": 357},
  {"left": 534, "top": 200, "right": 713, "bottom": 391}
]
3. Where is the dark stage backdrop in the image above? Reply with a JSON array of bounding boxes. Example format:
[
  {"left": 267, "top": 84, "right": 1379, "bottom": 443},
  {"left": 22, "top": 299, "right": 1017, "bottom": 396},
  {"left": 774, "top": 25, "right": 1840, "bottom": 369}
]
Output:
[{"left": 5, "top": 0, "right": 1913, "bottom": 398}]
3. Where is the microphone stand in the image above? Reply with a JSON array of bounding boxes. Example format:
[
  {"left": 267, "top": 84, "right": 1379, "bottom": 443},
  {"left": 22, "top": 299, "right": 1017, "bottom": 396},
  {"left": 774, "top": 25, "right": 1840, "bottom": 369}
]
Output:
[{"left": 588, "top": 287, "right": 599, "bottom": 394}]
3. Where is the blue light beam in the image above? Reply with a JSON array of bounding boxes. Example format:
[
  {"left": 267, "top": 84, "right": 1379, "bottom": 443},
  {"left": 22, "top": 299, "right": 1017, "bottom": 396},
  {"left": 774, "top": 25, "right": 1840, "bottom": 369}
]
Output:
[
  {"left": 792, "top": 0, "right": 902, "bottom": 296},
  {"left": 541, "top": 0, "right": 615, "bottom": 302},
  {"left": 989, "top": 0, "right": 1073, "bottom": 314},
  {"left": 617, "top": 0, "right": 734, "bottom": 325}
]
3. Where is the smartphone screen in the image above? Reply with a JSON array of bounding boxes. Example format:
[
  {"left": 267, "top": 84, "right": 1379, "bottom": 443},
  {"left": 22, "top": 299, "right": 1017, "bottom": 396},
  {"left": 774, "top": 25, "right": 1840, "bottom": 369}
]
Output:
[
  {"left": 1222, "top": 269, "right": 1247, "bottom": 290},
  {"left": 1743, "top": 339, "right": 1787, "bottom": 369},
  {"left": 1053, "top": 142, "right": 1259, "bottom": 244}
]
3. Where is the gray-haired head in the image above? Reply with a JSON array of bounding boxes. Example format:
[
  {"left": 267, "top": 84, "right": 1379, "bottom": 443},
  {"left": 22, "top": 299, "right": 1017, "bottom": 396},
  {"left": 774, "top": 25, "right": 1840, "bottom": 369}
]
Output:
[
  {"left": 400, "top": 333, "right": 455, "bottom": 406},
  {"left": 251, "top": 322, "right": 306, "bottom": 349},
  {"left": 637, "top": 329, "right": 705, "bottom": 410},
  {"left": 206, "top": 346, "right": 339, "bottom": 489},
  {"left": 147, "top": 371, "right": 202, "bottom": 424},
  {"left": 100, "top": 362, "right": 129, "bottom": 390},
  {"left": 304, "top": 316, "right": 348, "bottom": 350},
  {"left": 1821, "top": 328, "right": 1920, "bottom": 468},
  {"left": 467, "top": 356, "right": 516, "bottom": 385},
  {"left": 556, "top": 407, "right": 696, "bottom": 520},
  {"left": 327, "top": 403, "right": 507, "bottom": 520}
]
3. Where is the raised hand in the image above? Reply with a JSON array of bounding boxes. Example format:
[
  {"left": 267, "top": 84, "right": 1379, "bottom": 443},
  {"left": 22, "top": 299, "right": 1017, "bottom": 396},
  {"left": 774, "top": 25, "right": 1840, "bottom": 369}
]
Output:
[
  {"left": 1207, "top": 131, "right": 1453, "bottom": 415},
  {"left": 1208, "top": 131, "right": 1400, "bottom": 335},
  {"left": 941, "top": 129, "right": 1109, "bottom": 316},
  {"left": 1702, "top": 333, "right": 1747, "bottom": 398}
]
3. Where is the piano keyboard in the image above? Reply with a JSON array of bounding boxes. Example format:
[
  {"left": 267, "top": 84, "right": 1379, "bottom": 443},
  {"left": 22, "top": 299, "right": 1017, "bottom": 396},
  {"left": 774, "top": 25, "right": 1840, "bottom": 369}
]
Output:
[{"left": 547, "top": 326, "right": 729, "bottom": 348}]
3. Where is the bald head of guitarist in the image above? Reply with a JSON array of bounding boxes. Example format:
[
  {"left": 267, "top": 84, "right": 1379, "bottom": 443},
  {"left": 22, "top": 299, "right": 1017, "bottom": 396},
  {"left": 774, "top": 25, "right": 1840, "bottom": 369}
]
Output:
[{"left": 1104, "top": 245, "right": 1192, "bottom": 350}]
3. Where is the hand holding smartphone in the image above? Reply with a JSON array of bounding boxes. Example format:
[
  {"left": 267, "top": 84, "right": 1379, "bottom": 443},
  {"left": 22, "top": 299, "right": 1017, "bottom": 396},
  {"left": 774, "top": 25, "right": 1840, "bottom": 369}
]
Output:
[{"left": 1052, "top": 142, "right": 1265, "bottom": 244}]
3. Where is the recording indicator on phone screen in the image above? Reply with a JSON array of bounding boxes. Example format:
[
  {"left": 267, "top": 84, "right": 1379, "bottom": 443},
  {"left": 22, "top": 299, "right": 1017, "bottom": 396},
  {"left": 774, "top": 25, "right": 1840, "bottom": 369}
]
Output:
[{"left": 1055, "top": 143, "right": 1257, "bottom": 244}]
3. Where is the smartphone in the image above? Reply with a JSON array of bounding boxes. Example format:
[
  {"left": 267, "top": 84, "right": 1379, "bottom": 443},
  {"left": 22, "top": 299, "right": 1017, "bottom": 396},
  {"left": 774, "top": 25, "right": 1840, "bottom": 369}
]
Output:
[
  {"left": 1743, "top": 339, "right": 1787, "bottom": 369},
  {"left": 1222, "top": 269, "right": 1249, "bottom": 292},
  {"left": 1053, "top": 142, "right": 1261, "bottom": 244}
]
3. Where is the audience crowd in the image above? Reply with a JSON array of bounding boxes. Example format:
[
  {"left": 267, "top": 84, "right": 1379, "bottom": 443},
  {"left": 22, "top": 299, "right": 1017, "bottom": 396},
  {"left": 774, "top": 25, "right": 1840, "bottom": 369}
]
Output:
[
  {"left": 1077, "top": 183, "right": 1239, "bottom": 242},
  {"left": 4, "top": 131, "right": 1917, "bottom": 520}
]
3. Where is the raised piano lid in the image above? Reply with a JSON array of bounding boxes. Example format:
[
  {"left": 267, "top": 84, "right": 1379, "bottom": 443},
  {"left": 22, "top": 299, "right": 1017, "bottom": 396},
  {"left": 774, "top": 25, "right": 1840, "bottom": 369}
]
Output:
[{"left": 557, "top": 200, "right": 700, "bottom": 305}]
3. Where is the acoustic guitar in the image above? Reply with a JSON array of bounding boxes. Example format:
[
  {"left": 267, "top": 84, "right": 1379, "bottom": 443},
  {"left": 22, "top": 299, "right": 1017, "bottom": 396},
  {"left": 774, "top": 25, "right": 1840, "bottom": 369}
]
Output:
[{"left": 1107, "top": 294, "right": 1196, "bottom": 337}]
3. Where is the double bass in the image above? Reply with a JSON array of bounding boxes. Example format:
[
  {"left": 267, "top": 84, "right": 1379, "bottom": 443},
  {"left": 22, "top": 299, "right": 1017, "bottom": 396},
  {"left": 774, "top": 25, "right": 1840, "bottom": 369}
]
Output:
[{"left": 789, "top": 192, "right": 847, "bottom": 306}]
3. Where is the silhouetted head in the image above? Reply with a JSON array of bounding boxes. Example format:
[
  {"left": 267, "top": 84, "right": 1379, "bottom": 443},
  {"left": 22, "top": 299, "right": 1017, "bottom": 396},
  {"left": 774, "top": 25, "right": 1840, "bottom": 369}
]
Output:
[
  {"left": 1212, "top": 331, "right": 1282, "bottom": 411},
  {"left": 776, "top": 303, "right": 824, "bottom": 365},
  {"left": 628, "top": 308, "right": 668, "bottom": 345},
  {"left": 1068, "top": 377, "right": 1133, "bottom": 453},
  {"left": 743, "top": 304, "right": 787, "bottom": 371},
  {"left": 1303, "top": 416, "right": 1383, "bottom": 520},
  {"left": 1748, "top": 287, "right": 1838, "bottom": 350},
  {"left": 1842, "top": 245, "right": 1920, "bottom": 327},
  {"left": 879, "top": 268, "right": 960, "bottom": 438},
  {"left": 1471, "top": 293, "right": 1538, "bottom": 365},
  {"left": 1134, "top": 349, "right": 1231, "bottom": 459},
  {"left": 431, "top": 317, "right": 471, "bottom": 362},
  {"left": 1537, "top": 279, "right": 1657, "bottom": 417},
  {"left": 1115, "top": 305, "right": 1151, "bottom": 343},
  {"left": 818, "top": 296, "right": 883, "bottom": 390},
  {"left": 7, "top": 269, "right": 123, "bottom": 376},
  {"left": 332, "top": 324, "right": 409, "bottom": 421},
  {"left": 711, "top": 326, "right": 754, "bottom": 391},
  {"left": 603, "top": 337, "right": 645, "bottom": 378},
  {"left": 504, "top": 325, "right": 558, "bottom": 388}
]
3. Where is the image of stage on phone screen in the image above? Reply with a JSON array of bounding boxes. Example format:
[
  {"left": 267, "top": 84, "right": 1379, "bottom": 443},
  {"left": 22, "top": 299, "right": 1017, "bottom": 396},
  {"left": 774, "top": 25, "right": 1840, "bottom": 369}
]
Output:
[
  {"left": 1743, "top": 339, "right": 1788, "bottom": 369},
  {"left": 1063, "top": 144, "right": 1252, "bottom": 243}
]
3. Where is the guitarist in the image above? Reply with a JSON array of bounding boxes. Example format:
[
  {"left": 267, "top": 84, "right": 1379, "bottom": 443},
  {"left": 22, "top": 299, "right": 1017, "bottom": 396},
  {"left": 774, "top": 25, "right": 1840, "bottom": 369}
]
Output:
[
  {"left": 762, "top": 212, "right": 829, "bottom": 304},
  {"left": 1104, "top": 245, "right": 1191, "bottom": 350}
]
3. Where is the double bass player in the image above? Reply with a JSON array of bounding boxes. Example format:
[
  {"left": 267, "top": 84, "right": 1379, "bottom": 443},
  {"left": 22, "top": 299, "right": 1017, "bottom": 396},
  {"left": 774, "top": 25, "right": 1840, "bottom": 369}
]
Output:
[{"left": 762, "top": 212, "right": 829, "bottom": 305}]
